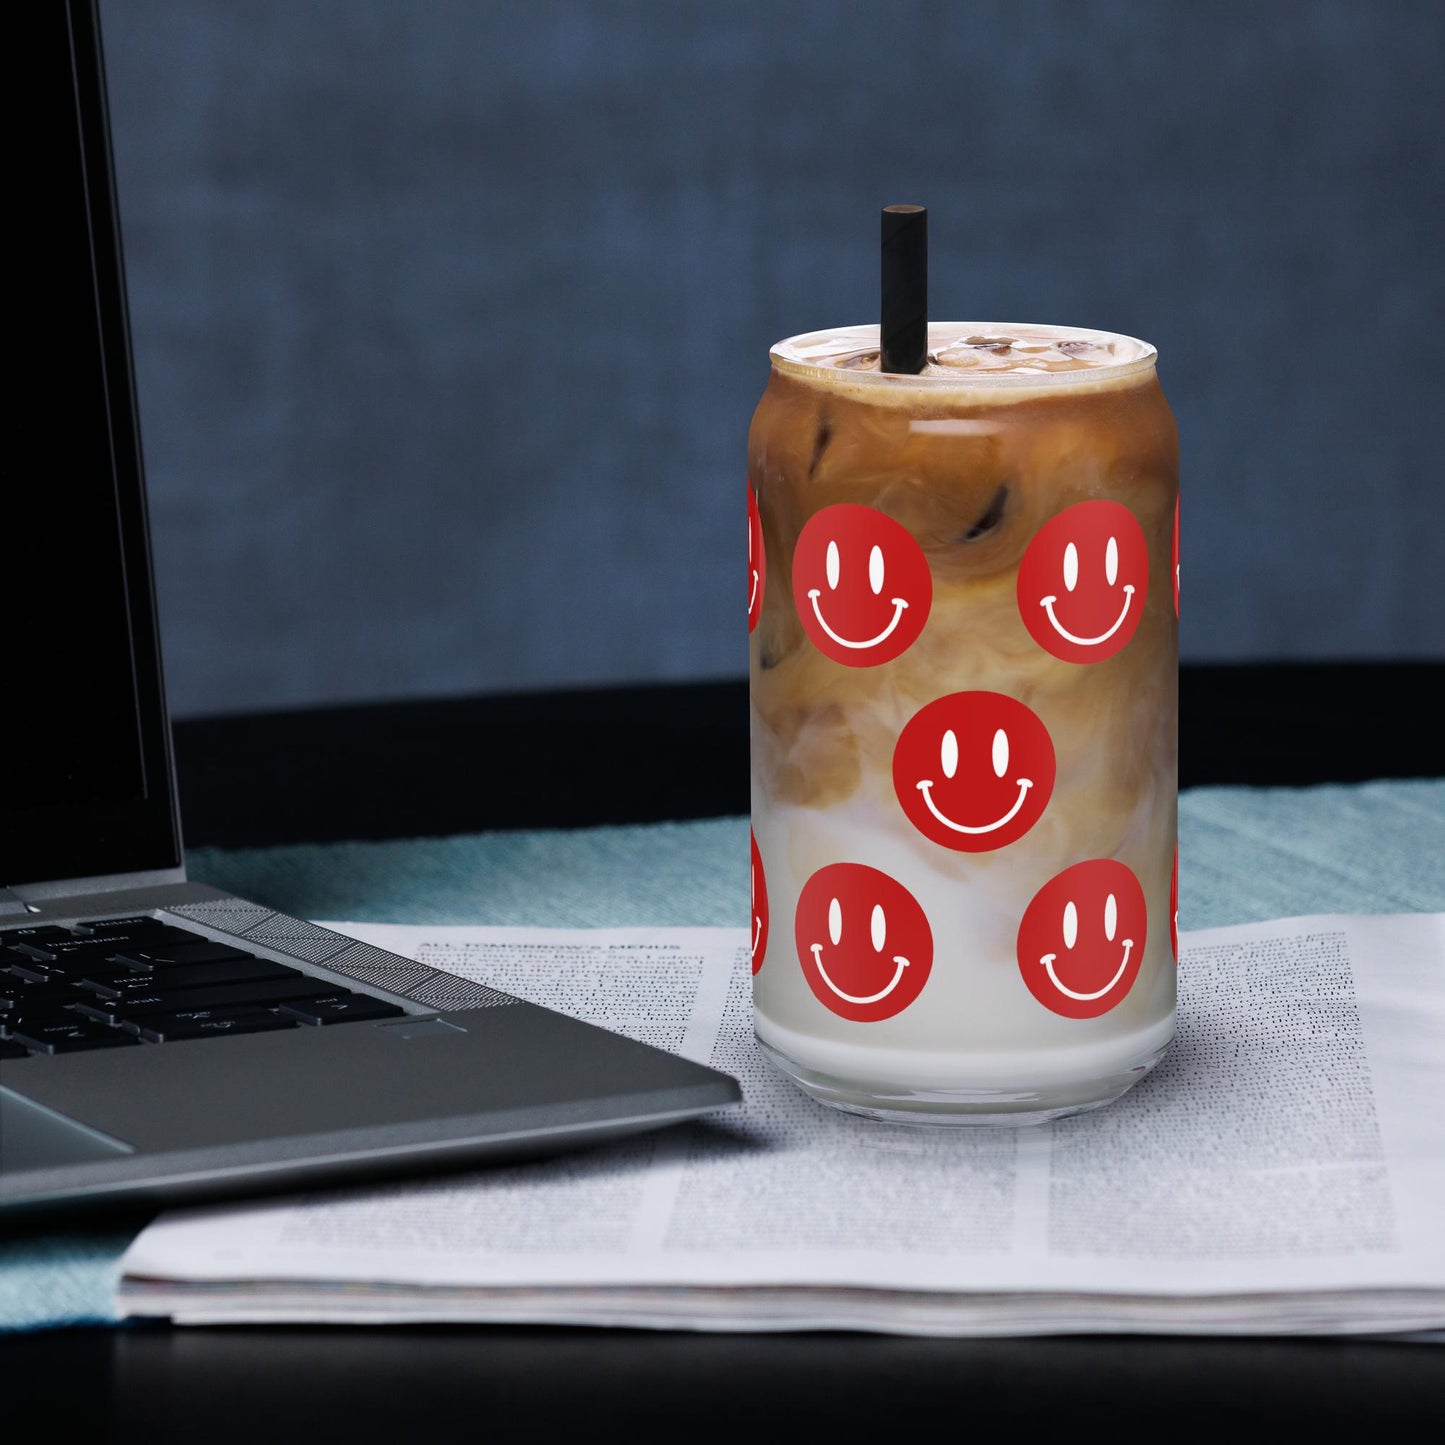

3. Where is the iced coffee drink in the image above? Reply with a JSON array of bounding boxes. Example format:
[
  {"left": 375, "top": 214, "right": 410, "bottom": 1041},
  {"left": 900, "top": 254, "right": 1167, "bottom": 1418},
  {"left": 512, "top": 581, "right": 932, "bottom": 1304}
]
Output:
[{"left": 748, "top": 322, "right": 1178, "bottom": 1122}]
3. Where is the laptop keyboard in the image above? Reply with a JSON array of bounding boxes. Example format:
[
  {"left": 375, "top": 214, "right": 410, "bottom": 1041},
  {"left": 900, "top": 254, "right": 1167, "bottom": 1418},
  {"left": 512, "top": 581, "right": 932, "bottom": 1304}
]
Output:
[{"left": 0, "top": 916, "right": 405, "bottom": 1059}]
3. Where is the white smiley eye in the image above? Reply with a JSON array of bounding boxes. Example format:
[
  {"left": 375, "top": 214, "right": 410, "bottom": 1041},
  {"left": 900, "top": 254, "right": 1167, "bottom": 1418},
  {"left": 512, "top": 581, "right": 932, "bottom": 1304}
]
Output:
[
  {"left": 871, "top": 903, "right": 886, "bottom": 953},
  {"left": 1104, "top": 892, "right": 1118, "bottom": 942},
  {"left": 1063, "top": 542, "right": 1078, "bottom": 593},
  {"left": 1105, "top": 535, "right": 1119, "bottom": 586},
  {"left": 1063, "top": 900, "right": 1078, "bottom": 950},
  {"left": 941, "top": 728, "right": 958, "bottom": 779},
  {"left": 869, "top": 545, "right": 884, "bottom": 595},
  {"left": 828, "top": 897, "right": 842, "bottom": 946},
  {"left": 826, "top": 540, "right": 840, "bottom": 591},
  {"left": 992, "top": 727, "right": 1009, "bottom": 779}
]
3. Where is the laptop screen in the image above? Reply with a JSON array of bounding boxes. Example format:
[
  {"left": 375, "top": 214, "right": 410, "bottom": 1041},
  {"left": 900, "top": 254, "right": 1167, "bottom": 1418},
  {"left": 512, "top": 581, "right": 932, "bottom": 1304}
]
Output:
[{"left": 0, "top": 1, "right": 181, "bottom": 887}]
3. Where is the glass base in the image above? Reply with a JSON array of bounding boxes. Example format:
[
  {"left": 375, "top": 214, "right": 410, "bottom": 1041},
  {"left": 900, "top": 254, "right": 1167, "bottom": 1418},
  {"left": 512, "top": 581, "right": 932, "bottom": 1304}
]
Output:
[{"left": 757, "top": 1036, "right": 1171, "bottom": 1127}]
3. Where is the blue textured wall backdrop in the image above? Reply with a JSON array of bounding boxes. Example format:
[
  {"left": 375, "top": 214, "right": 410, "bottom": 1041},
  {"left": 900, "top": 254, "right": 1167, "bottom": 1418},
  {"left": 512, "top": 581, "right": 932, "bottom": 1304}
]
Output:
[{"left": 101, "top": 0, "right": 1445, "bottom": 717}]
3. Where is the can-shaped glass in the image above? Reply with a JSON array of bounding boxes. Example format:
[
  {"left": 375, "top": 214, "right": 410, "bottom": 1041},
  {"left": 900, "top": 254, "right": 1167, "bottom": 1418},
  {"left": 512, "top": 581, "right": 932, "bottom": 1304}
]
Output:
[{"left": 747, "top": 322, "right": 1179, "bottom": 1124}]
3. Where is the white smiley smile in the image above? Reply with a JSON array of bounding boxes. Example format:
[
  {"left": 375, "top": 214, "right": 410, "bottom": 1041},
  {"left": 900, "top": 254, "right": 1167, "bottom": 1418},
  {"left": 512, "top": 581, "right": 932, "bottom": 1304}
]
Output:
[
  {"left": 807, "top": 589, "right": 908, "bottom": 650},
  {"left": 1040, "top": 940, "right": 1133, "bottom": 1001},
  {"left": 915, "top": 777, "right": 1033, "bottom": 834},
  {"left": 809, "top": 943, "right": 910, "bottom": 1005},
  {"left": 749, "top": 569, "right": 759, "bottom": 614},
  {"left": 751, "top": 915, "right": 762, "bottom": 958},
  {"left": 1038, "top": 585, "right": 1135, "bottom": 647}
]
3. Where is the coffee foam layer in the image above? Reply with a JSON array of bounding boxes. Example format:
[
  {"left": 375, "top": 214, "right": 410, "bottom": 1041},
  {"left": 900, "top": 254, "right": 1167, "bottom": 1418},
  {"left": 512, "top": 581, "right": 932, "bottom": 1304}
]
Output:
[{"left": 771, "top": 323, "right": 1157, "bottom": 404}]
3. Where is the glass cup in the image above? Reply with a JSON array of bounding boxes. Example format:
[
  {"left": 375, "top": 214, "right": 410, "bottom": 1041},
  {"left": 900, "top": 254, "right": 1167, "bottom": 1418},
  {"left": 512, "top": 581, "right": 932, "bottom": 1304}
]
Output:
[{"left": 747, "top": 322, "right": 1179, "bottom": 1124}]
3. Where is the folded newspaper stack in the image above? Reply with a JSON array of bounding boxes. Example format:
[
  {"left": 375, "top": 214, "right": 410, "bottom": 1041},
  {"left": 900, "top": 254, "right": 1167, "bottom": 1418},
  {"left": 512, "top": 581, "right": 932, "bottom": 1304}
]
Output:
[{"left": 119, "top": 913, "right": 1445, "bottom": 1335}]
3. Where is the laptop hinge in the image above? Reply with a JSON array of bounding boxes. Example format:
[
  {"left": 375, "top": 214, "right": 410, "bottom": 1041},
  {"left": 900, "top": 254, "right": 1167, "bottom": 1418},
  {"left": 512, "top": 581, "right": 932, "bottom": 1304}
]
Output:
[
  {"left": 8, "top": 866, "right": 189, "bottom": 907},
  {"left": 0, "top": 886, "right": 35, "bottom": 918}
]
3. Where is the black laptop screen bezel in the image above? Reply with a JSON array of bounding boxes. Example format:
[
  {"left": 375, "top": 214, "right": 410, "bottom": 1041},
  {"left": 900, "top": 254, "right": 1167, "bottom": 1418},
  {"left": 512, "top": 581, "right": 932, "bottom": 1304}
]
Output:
[{"left": 1, "top": 0, "right": 182, "bottom": 888}]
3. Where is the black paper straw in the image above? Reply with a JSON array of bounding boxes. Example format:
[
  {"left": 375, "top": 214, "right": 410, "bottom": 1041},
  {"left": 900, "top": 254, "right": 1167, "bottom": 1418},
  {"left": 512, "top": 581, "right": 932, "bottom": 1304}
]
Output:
[{"left": 880, "top": 204, "right": 928, "bottom": 374}]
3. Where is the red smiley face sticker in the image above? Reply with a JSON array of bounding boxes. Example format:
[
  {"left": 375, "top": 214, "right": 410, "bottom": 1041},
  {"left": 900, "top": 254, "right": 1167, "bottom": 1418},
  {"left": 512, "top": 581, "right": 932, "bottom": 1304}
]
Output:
[
  {"left": 747, "top": 481, "right": 766, "bottom": 634},
  {"left": 795, "top": 863, "right": 933, "bottom": 1022},
  {"left": 1017, "top": 500, "right": 1148, "bottom": 663},
  {"left": 792, "top": 504, "right": 931, "bottom": 666},
  {"left": 750, "top": 828, "right": 769, "bottom": 975},
  {"left": 1016, "top": 859, "right": 1147, "bottom": 1019},
  {"left": 893, "top": 691, "right": 1055, "bottom": 852}
]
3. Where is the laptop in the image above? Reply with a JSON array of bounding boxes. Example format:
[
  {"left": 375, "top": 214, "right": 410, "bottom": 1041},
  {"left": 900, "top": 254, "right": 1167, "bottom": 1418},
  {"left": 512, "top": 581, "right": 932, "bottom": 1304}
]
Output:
[{"left": 0, "top": 1, "right": 739, "bottom": 1219}]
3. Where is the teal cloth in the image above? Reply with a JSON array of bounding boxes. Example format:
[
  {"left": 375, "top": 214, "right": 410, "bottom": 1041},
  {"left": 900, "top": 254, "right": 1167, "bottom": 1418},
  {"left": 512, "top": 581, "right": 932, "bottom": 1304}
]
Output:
[{"left": 4, "top": 779, "right": 1442, "bottom": 1332}]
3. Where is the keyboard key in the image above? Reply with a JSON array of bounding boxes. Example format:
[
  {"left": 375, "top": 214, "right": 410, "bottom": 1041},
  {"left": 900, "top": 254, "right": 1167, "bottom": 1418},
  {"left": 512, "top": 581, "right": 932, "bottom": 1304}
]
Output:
[
  {"left": 10, "top": 1018, "right": 142, "bottom": 1054},
  {"left": 54, "top": 934, "right": 162, "bottom": 957},
  {"left": 0, "top": 926, "right": 74, "bottom": 946},
  {"left": 10, "top": 940, "right": 60, "bottom": 961},
  {"left": 86, "top": 931, "right": 200, "bottom": 955},
  {"left": 71, "top": 916, "right": 177, "bottom": 935},
  {"left": 52, "top": 948, "right": 143, "bottom": 972},
  {"left": 77, "top": 973, "right": 195, "bottom": 1005},
  {"left": 133, "top": 1008, "right": 300, "bottom": 1043},
  {"left": 87, "top": 926, "right": 200, "bottom": 951},
  {"left": 71, "top": 996, "right": 164, "bottom": 1023},
  {"left": 0, "top": 976, "right": 84, "bottom": 1011},
  {"left": 114, "top": 942, "right": 256, "bottom": 968},
  {"left": 0, "top": 1002, "right": 87, "bottom": 1037},
  {"left": 6, "top": 957, "right": 131, "bottom": 986},
  {"left": 3, "top": 958, "right": 60, "bottom": 983},
  {"left": 82, "top": 958, "right": 298, "bottom": 999},
  {"left": 0, "top": 1039, "right": 32, "bottom": 1059},
  {"left": 25, "top": 1032, "right": 142, "bottom": 1054},
  {"left": 17, "top": 940, "right": 137, "bottom": 966},
  {"left": 83, "top": 975, "right": 336, "bottom": 1021},
  {"left": 2, "top": 928, "right": 105, "bottom": 962},
  {"left": 278, "top": 994, "right": 406, "bottom": 1026}
]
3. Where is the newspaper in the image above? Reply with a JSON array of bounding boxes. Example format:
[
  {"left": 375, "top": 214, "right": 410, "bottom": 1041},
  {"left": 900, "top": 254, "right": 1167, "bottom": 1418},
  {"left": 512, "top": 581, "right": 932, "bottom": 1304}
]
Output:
[{"left": 118, "top": 913, "right": 1445, "bottom": 1334}]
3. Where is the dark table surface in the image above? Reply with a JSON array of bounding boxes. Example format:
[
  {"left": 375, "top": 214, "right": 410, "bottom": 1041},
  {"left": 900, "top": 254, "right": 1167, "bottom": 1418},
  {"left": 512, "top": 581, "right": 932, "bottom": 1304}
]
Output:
[{"left": 7, "top": 663, "right": 1442, "bottom": 1436}]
